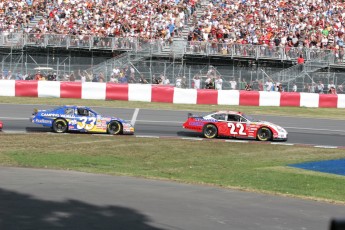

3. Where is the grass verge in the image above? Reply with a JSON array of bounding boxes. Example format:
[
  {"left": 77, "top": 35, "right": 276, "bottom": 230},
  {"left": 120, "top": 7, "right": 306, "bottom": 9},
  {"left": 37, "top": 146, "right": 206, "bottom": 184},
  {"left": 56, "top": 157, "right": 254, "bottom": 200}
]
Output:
[
  {"left": 1, "top": 133, "right": 344, "bottom": 203},
  {"left": 1, "top": 96, "right": 345, "bottom": 119}
]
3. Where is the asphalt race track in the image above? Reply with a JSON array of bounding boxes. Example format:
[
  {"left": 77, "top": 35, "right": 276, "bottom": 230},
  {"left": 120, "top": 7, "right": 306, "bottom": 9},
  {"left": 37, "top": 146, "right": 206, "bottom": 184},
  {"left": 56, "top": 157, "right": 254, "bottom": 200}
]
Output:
[
  {"left": 1, "top": 103, "right": 345, "bottom": 147},
  {"left": 0, "top": 103, "right": 345, "bottom": 230}
]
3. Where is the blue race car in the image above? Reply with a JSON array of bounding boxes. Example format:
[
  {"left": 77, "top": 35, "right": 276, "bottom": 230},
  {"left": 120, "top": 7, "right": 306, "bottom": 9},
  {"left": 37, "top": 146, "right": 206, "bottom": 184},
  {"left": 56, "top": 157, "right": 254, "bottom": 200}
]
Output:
[{"left": 30, "top": 105, "right": 134, "bottom": 135}]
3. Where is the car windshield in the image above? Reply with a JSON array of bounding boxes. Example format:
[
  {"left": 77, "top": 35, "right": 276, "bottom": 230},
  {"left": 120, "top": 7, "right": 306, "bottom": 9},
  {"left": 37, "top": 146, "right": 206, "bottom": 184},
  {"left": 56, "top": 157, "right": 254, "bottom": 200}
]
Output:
[
  {"left": 88, "top": 108, "right": 99, "bottom": 116},
  {"left": 242, "top": 114, "right": 259, "bottom": 122}
]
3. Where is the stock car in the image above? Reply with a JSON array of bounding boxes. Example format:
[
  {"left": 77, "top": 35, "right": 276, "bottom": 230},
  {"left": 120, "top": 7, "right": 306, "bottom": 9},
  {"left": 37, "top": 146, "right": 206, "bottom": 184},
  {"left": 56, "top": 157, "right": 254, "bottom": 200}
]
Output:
[
  {"left": 0, "top": 120, "right": 2, "bottom": 131},
  {"left": 30, "top": 105, "right": 134, "bottom": 135},
  {"left": 182, "top": 111, "right": 288, "bottom": 141}
]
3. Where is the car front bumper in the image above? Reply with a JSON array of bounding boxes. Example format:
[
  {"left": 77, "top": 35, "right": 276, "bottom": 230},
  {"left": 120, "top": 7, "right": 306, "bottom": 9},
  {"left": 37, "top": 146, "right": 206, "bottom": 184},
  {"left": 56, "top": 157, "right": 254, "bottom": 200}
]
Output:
[
  {"left": 273, "top": 133, "right": 288, "bottom": 141},
  {"left": 122, "top": 123, "right": 135, "bottom": 135}
]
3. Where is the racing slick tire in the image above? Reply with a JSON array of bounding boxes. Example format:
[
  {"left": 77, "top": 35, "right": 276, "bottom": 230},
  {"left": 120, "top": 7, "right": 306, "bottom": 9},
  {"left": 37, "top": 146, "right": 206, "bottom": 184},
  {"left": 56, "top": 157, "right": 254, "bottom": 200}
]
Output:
[
  {"left": 52, "top": 118, "right": 68, "bottom": 133},
  {"left": 203, "top": 124, "right": 218, "bottom": 138},
  {"left": 256, "top": 127, "right": 272, "bottom": 141},
  {"left": 107, "top": 121, "right": 122, "bottom": 135}
]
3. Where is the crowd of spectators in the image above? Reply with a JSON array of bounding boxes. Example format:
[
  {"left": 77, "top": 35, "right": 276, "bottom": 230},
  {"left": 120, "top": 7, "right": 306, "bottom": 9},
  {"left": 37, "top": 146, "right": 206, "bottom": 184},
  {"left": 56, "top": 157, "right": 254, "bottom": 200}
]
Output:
[
  {"left": 2, "top": 0, "right": 345, "bottom": 61},
  {"left": 2, "top": 0, "right": 345, "bottom": 52},
  {"left": 188, "top": 0, "right": 345, "bottom": 53},
  {"left": 0, "top": 0, "right": 198, "bottom": 43}
]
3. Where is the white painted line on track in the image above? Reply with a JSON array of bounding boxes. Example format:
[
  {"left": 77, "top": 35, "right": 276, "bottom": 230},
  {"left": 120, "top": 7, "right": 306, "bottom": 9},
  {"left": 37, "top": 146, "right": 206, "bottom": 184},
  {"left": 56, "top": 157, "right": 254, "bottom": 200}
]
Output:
[
  {"left": 284, "top": 127, "right": 345, "bottom": 133},
  {"left": 136, "top": 120, "right": 183, "bottom": 124},
  {"left": 0, "top": 117, "right": 28, "bottom": 120},
  {"left": 130, "top": 108, "right": 140, "bottom": 126},
  {"left": 2, "top": 131, "right": 28, "bottom": 134},
  {"left": 136, "top": 135, "right": 160, "bottom": 139},
  {"left": 181, "top": 137, "right": 203, "bottom": 141},
  {"left": 225, "top": 140, "right": 249, "bottom": 143},
  {"left": 271, "top": 143, "right": 294, "bottom": 146},
  {"left": 92, "top": 134, "right": 114, "bottom": 137},
  {"left": 314, "top": 146, "right": 338, "bottom": 149}
]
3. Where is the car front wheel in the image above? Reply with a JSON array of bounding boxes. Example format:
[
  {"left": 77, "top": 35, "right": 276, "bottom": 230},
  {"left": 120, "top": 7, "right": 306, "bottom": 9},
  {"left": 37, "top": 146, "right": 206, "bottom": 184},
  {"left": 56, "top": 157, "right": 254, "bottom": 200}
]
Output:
[
  {"left": 256, "top": 127, "right": 272, "bottom": 141},
  {"left": 52, "top": 119, "right": 68, "bottom": 133},
  {"left": 203, "top": 124, "right": 218, "bottom": 138},
  {"left": 107, "top": 121, "right": 122, "bottom": 135}
]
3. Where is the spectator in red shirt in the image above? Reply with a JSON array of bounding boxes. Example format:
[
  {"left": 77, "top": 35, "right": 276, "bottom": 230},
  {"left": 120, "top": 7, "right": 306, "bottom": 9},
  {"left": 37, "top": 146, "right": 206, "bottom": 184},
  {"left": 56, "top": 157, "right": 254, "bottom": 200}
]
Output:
[{"left": 297, "top": 54, "right": 305, "bottom": 72}]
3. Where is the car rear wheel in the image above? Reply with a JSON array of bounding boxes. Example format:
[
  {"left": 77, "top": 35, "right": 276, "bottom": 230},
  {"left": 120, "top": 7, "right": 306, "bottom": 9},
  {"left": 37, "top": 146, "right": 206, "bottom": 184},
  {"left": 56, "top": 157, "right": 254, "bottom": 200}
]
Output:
[
  {"left": 52, "top": 119, "right": 68, "bottom": 133},
  {"left": 203, "top": 124, "right": 218, "bottom": 138},
  {"left": 256, "top": 127, "right": 272, "bottom": 141},
  {"left": 107, "top": 121, "right": 122, "bottom": 135}
]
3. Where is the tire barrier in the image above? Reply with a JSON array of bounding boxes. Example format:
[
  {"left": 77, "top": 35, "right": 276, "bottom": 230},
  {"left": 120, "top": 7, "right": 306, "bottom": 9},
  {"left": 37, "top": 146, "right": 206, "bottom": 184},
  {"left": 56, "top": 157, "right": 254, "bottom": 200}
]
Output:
[{"left": 0, "top": 80, "right": 344, "bottom": 108}]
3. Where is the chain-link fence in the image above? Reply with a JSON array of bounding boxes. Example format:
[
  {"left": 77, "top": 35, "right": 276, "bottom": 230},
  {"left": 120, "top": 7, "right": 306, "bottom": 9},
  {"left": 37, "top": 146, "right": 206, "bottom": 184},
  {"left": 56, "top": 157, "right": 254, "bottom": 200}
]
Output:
[{"left": 1, "top": 49, "right": 344, "bottom": 94}]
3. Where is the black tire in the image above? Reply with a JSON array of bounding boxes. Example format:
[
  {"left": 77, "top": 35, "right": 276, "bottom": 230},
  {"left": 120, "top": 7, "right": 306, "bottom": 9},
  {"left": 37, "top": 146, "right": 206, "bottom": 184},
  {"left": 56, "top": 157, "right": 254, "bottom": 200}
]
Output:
[
  {"left": 203, "top": 124, "right": 218, "bottom": 138},
  {"left": 107, "top": 121, "right": 122, "bottom": 135},
  {"left": 52, "top": 118, "right": 68, "bottom": 133},
  {"left": 256, "top": 127, "right": 272, "bottom": 141}
]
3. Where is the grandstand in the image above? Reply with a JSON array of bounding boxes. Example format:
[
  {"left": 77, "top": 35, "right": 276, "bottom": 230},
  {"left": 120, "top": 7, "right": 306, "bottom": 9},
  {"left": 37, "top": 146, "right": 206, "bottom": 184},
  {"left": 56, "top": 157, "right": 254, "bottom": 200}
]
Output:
[{"left": 0, "top": 0, "right": 344, "bottom": 93}]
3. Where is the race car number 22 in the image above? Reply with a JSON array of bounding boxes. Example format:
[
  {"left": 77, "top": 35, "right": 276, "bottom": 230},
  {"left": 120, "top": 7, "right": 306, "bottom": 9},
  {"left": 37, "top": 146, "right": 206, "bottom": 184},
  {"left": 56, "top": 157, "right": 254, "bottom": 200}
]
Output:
[{"left": 228, "top": 123, "right": 246, "bottom": 135}]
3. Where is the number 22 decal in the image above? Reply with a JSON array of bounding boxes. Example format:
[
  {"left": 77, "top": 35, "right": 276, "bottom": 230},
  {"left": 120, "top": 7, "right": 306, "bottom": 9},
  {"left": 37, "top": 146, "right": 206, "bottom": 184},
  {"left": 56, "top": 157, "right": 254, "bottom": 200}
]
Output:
[
  {"left": 77, "top": 117, "right": 96, "bottom": 130},
  {"left": 228, "top": 123, "right": 246, "bottom": 135}
]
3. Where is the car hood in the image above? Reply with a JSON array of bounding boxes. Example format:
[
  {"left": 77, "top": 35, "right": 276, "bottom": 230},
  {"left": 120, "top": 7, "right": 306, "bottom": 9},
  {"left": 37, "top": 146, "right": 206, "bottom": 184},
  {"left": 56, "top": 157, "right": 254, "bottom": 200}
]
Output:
[
  {"left": 258, "top": 121, "right": 286, "bottom": 132},
  {"left": 104, "top": 116, "right": 131, "bottom": 124}
]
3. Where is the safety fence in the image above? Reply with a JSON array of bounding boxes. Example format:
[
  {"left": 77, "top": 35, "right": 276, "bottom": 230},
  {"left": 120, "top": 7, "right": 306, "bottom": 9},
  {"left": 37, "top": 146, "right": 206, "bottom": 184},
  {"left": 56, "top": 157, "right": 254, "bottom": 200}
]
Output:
[
  {"left": 0, "top": 80, "right": 344, "bottom": 108},
  {"left": 1, "top": 33, "right": 342, "bottom": 63}
]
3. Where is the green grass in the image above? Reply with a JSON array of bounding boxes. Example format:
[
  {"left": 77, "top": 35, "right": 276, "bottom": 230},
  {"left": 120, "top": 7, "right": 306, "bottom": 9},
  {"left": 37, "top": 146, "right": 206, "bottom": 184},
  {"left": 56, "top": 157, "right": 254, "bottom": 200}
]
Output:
[
  {"left": 0, "top": 134, "right": 345, "bottom": 203},
  {"left": 1, "top": 96, "right": 345, "bottom": 119}
]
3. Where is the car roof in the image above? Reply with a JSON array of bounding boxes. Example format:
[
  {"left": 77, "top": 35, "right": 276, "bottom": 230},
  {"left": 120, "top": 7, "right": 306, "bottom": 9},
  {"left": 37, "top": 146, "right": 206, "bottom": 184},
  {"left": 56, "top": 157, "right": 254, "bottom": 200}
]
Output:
[
  {"left": 62, "top": 105, "right": 90, "bottom": 109},
  {"left": 214, "top": 111, "right": 243, "bottom": 115}
]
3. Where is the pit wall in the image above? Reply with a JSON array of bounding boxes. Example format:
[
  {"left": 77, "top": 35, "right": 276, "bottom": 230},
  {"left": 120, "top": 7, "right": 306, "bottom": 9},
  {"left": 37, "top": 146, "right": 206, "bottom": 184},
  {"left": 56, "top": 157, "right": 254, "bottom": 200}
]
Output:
[{"left": 0, "top": 80, "right": 344, "bottom": 108}]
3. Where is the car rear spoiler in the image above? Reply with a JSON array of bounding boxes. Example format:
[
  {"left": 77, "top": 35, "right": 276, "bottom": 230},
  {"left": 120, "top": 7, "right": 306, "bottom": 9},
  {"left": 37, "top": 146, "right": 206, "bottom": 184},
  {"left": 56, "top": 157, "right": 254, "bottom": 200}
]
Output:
[
  {"left": 33, "top": 108, "right": 39, "bottom": 115},
  {"left": 188, "top": 113, "right": 203, "bottom": 118}
]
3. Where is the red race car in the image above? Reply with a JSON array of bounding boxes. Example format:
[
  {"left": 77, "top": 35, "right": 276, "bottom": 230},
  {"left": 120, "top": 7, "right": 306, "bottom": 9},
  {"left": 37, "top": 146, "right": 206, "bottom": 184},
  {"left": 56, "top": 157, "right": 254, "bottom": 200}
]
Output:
[
  {"left": 0, "top": 120, "right": 3, "bottom": 131},
  {"left": 183, "top": 111, "right": 288, "bottom": 141}
]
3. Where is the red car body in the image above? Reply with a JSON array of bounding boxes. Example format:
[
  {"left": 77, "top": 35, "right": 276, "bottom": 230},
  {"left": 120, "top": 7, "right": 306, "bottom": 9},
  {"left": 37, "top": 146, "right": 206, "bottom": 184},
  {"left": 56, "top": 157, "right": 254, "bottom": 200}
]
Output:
[
  {"left": 182, "top": 111, "right": 288, "bottom": 141},
  {"left": 0, "top": 120, "right": 3, "bottom": 131}
]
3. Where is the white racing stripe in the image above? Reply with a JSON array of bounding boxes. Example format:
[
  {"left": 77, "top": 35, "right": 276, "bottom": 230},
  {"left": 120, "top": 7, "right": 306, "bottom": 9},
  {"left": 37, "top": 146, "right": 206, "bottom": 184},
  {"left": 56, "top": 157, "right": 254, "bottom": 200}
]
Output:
[{"left": 130, "top": 108, "right": 140, "bottom": 126}]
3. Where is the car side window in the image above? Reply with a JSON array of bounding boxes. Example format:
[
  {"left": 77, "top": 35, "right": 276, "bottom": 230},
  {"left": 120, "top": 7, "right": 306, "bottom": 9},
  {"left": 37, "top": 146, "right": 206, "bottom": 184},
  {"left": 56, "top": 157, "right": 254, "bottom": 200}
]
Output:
[
  {"left": 227, "top": 115, "right": 238, "bottom": 122},
  {"left": 239, "top": 116, "right": 247, "bottom": 122},
  {"left": 65, "top": 108, "right": 74, "bottom": 115},
  {"left": 212, "top": 114, "right": 226, "bottom": 121},
  {"left": 77, "top": 108, "right": 89, "bottom": 116}
]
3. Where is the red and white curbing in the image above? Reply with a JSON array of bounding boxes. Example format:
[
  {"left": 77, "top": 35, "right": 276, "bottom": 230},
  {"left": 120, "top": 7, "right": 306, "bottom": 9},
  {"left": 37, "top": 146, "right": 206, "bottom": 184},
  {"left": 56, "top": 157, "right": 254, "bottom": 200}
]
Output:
[{"left": 0, "top": 80, "right": 344, "bottom": 108}]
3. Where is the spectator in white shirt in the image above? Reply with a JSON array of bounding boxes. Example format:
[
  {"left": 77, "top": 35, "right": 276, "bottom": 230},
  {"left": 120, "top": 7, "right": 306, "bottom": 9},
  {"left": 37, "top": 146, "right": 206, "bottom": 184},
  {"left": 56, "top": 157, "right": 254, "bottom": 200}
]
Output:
[
  {"left": 193, "top": 75, "right": 201, "bottom": 89},
  {"left": 328, "top": 81, "right": 336, "bottom": 91},
  {"left": 215, "top": 76, "right": 223, "bottom": 90},
  {"left": 229, "top": 78, "right": 237, "bottom": 90},
  {"left": 113, "top": 67, "right": 120, "bottom": 77},
  {"left": 163, "top": 77, "right": 170, "bottom": 85},
  {"left": 265, "top": 79, "right": 273, "bottom": 92}
]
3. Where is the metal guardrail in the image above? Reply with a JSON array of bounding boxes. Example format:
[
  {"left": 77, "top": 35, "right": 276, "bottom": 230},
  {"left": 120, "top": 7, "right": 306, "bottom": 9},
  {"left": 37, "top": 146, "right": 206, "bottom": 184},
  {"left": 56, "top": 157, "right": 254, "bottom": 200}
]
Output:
[
  {"left": 184, "top": 41, "right": 334, "bottom": 61},
  {"left": 0, "top": 33, "right": 336, "bottom": 62},
  {"left": 269, "top": 53, "right": 335, "bottom": 83}
]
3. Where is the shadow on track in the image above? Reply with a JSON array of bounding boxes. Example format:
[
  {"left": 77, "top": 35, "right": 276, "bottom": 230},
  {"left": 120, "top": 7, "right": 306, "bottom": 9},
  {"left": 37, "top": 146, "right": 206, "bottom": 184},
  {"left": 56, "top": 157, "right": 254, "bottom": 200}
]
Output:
[
  {"left": 25, "top": 127, "right": 52, "bottom": 133},
  {"left": 0, "top": 188, "right": 165, "bottom": 230}
]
